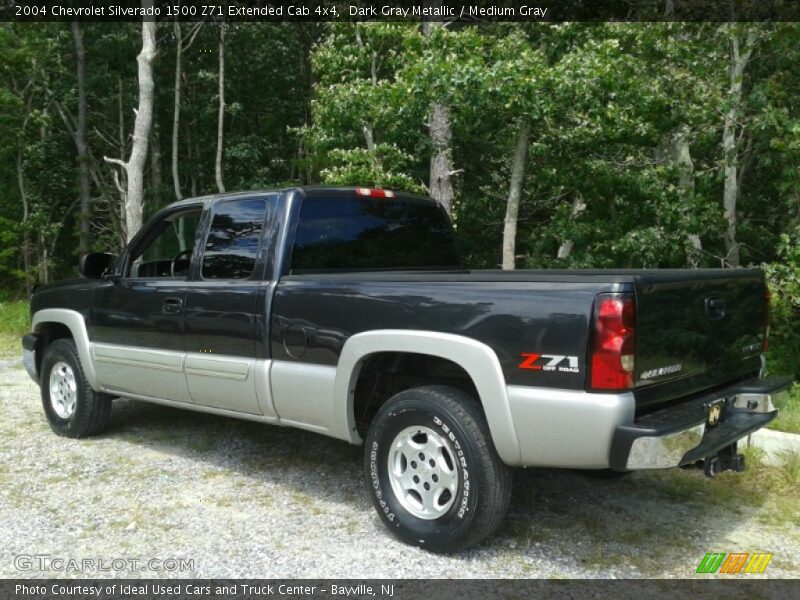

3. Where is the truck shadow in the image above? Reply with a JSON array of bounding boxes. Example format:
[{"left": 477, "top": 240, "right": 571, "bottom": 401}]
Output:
[{"left": 108, "top": 398, "right": 772, "bottom": 576}]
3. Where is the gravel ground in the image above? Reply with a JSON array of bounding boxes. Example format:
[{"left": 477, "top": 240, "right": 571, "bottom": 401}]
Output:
[{"left": 0, "top": 360, "right": 797, "bottom": 579}]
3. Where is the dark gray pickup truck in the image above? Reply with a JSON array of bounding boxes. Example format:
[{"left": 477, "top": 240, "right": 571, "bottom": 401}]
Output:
[{"left": 22, "top": 186, "right": 791, "bottom": 552}]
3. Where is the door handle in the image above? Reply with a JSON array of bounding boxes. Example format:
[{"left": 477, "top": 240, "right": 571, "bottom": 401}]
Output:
[{"left": 163, "top": 297, "right": 183, "bottom": 314}]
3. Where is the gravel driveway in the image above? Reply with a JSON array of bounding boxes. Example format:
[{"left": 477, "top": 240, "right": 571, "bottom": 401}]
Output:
[{"left": 0, "top": 360, "right": 797, "bottom": 579}]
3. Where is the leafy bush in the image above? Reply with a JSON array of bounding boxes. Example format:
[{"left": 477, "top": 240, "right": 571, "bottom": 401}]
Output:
[
  {"left": 768, "top": 384, "right": 800, "bottom": 434},
  {"left": 765, "top": 227, "right": 800, "bottom": 380}
]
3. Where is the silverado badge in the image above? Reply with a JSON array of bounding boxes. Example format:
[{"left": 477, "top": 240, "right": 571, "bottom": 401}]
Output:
[{"left": 640, "top": 363, "right": 683, "bottom": 380}]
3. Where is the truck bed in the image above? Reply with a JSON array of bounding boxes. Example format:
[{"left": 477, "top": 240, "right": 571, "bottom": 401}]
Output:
[{"left": 273, "top": 267, "right": 766, "bottom": 410}]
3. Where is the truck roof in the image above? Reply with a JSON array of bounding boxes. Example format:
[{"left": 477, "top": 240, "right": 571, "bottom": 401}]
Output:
[{"left": 165, "top": 186, "right": 438, "bottom": 210}]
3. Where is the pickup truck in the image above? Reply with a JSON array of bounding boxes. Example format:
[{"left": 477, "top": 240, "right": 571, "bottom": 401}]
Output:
[{"left": 22, "top": 186, "right": 791, "bottom": 552}]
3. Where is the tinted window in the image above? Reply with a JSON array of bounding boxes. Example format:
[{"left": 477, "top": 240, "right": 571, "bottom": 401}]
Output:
[
  {"left": 202, "top": 198, "right": 267, "bottom": 279},
  {"left": 291, "top": 196, "right": 460, "bottom": 272},
  {"left": 129, "top": 209, "right": 201, "bottom": 278}
]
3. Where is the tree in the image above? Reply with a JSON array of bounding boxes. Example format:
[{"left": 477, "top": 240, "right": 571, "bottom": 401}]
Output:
[
  {"left": 501, "top": 120, "right": 530, "bottom": 269},
  {"left": 421, "top": 15, "right": 455, "bottom": 214},
  {"left": 104, "top": 7, "right": 157, "bottom": 242},
  {"left": 302, "top": 23, "right": 423, "bottom": 191},
  {"left": 215, "top": 22, "right": 226, "bottom": 193},
  {"left": 2, "top": 20, "right": 800, "bottom": 301},
  {"left": 171, "top": 21, "right": 203, "bottom": 202},
  {"left": 71, "top": 22, "right": 91, "bottom": 254},
  {"left": 721, "top": 26, "right": 758, "bottom": 267}
]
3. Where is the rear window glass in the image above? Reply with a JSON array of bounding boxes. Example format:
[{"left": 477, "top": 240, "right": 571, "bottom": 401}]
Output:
[
  {"left": 290, "top": 196, "right": 460, "bottom": 272},
  {"left": 202, "top": 198, "right": 267, "bottom": 279}
]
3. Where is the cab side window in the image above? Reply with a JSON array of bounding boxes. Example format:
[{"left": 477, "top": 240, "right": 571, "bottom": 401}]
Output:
[
  {"left": 202, "top": 198, "right": 268, "bottom": 280},
  {"left": 129, "top": 209, "right": 201, "bottom": 278}
]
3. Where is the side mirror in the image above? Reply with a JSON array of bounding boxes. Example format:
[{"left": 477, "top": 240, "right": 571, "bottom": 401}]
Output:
[{"left": 79, "top": 252, "right": 118, "bottom": 280}]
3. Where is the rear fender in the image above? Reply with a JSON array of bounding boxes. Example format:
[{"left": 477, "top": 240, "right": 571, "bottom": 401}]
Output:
[{"left": 333, "top": 329, "right": 521, "bottom": 465}]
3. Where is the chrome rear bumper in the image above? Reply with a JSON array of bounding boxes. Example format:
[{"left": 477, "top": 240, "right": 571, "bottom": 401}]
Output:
[{"left": 610, "top": 376, "right": 791, "bottom": 471}]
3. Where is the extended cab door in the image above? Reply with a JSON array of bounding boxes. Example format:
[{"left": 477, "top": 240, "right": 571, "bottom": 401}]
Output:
[
  {"left": 90, "top": 205, "right": 203, "bottom": 403},
  {"left": 183, "top": 195, "right": 277, "bottom": 416}
]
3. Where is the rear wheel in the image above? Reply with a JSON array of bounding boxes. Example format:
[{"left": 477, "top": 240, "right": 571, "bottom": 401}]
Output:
[
  {"left": 41, "top": 339, "right": 112, "bottom": 438},
  {"left": 364, "top": 385, "right": 511, "bottom": 553}
]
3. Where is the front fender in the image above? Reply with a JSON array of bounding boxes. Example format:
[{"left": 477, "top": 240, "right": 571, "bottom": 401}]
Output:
[{"left": 32, "top": 308, "right": 98, "bottom": 390}]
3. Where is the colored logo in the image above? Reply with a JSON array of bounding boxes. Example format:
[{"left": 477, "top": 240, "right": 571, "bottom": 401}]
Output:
[
  {"left": 696, "top": 552, "right": 773, "bottom": 574},
  {"left": 518, "top": 353, "right": 580, "bottom": 373}
]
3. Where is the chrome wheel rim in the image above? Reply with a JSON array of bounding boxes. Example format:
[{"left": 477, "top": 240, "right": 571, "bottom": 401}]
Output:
[
  {"left": 387, "top": 425, "right": 459, "bottom": 520},
  {"left": 49, "top": 361, "right": 77, "bottom": 419}
]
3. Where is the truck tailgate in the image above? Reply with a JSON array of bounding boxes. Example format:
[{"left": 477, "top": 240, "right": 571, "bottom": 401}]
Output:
[{"left": 633, "top": 269, "right": 767, "bottom": 410}]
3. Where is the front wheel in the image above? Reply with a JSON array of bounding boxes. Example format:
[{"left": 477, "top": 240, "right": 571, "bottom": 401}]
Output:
[
  {"left": 40, "top": 339, "right": 113, "bottom": 438},
  {"left": 364, "top": 385, "right": 512, "bottom": 553}
]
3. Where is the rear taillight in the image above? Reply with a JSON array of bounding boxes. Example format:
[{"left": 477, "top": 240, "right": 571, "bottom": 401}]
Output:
[
  {"left": 589, "top": 293, "right": 636, "bottom": 391},
  {"left": 763, "top": 285, "right": 771, "bottom": 352}
]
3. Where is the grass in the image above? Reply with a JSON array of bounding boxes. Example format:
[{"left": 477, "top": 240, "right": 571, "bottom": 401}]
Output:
[
  {"left": 500, "top": 457, "right": 800, "bottom": 576},
  {"left": 0, "top": 300, "right": 28, "bottom": 358},
  {"left": 768, "top": 383, "right": 800, "bottom": 435}
]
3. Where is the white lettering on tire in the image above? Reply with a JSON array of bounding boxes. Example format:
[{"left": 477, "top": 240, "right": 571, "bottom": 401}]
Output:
[
  {"left": 370, "top": 440, "right": 395, "bottom": 522},
  {"left": 433, "top": 414, "right": 469, "bottom": 519}
]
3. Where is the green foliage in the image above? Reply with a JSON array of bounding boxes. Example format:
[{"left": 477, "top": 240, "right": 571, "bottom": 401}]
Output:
[
  {"left": 320, "top": 145, "right": 423, "bottom": 193},
  {"left": 0, "top": 21, "right": 797, "bottom": 379},
  {"left": 0, "top": 300, "right": 28, "bottom": 358},
  {"left": 768, "top": 384, "right": 800, "bottom": 434},
  {"left": 765, "top": 229, "right": 800, "bottom": 380}
]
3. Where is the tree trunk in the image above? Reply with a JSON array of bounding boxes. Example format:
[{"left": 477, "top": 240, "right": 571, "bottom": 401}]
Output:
[
  {"left": 722, "top": 27, "right": 756, "bottom": 268},
  {"left": 215, "top": 23, "right": 226, "bottom": 194},
  {"left": 669, "top": 124, "right": 703, "bottom": 266},
  {"left": 72, "top": 21, "right": 91, "bottom": 254},
  {"left": 670, "top": 124, "right": 695, "bottom": 194},
  {"left": 187, "top": 120, "right": 198, "bottom": 196},
  {"left": 422, "top": 10, "right": 455, "bottom": 215},
  {"left": 354, "top": 26, "right": 376, "bottom": 152},
  {"left": 501, "top": 120, "right": 530, "bottom": 270},
  {"left": 104, "top": 7, "right": 156, "bottom": 243},
  {"left": 557, "top": 196, "right": 587, "bottom": 259},
  {"left": 427, "top": 103, "right": 455, "bottom": 214},
  {"left": 17, "top": 149, "right": 32, "bottom": 296},
  {"left": 125, "top": 12, "right": 156, "bottom": 241},
  {"left": 172, "top": 20, "right": 183, "bottom": 201},
  {"left": 150, "top": 126, "right": 162, "bottom": 194},
  {"left": 39, "top": 231, "right": 49, "bottom": 284},
  {"left": 116, "top": 76, "right": 127, "bottom": 243}
]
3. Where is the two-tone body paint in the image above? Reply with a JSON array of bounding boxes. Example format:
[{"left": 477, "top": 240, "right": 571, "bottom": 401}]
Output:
[{"left": 25, "top": 187, "right": 775, "bottom": 469}]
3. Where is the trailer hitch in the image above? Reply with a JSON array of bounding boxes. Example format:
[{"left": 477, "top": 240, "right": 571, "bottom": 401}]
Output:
[{"left": 703, "top": 443, "right": 746, "bottom": 478}]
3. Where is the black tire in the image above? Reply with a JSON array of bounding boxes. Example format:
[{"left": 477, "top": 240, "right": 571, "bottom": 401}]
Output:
[
  {"left": 364, "top": 385, "right": 512, "bottom": 553},
  {"left": 40, "top": 338, "right": 113, "bottom": 438}
]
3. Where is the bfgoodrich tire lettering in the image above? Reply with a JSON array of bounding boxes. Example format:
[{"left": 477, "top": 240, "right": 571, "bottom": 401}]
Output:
[
  {"left": 41, "top": 339, "right": 113, "bottom": 438},
  {"left": 364, "top": 385, "right": 512, "bottom": 552}
]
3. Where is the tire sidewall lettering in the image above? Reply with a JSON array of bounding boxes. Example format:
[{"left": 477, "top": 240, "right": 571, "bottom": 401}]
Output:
[
  {"left": 368, "top": 402, "right": 477, "bottom": 546},
  {"left": 431, "top": 413, "right": 470, "bottom": 519},
  {"left": 369, "top": 441, "right": 395, "bottom": 521}
]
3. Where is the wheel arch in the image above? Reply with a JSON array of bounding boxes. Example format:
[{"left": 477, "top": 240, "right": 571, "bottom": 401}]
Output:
[
  {"left": 32, "top": 308, "right": 98, "bottom": 390},
  {"left": 333, "top": 330, "right": 521, "bottom": 465}
]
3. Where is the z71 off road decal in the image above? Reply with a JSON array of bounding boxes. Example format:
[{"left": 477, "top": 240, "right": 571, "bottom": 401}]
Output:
[{"left": 518, "top": 353, "right": 580, "bottom": 373}]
